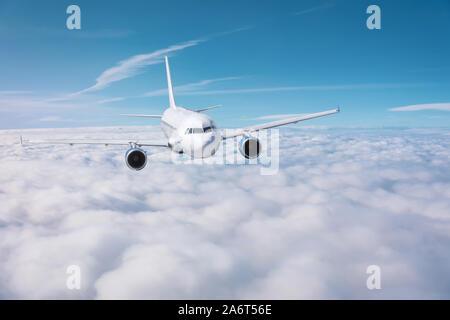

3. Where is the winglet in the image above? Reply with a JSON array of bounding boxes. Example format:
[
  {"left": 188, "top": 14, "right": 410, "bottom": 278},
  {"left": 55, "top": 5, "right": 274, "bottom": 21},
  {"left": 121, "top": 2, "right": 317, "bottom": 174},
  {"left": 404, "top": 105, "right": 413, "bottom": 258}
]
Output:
[{"left": 165, "top": 56, "right": 176, "bottom": 109}]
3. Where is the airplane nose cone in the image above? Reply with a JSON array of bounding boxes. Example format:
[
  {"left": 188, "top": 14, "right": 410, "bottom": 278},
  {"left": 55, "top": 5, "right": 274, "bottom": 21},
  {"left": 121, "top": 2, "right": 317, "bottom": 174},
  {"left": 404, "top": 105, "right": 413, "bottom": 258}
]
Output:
[
  {"left": 183, "top": 132, "right": 221, "bottom": 158},
  {"left": 201, "top": 132, "right": 221, "bottom": 157}
]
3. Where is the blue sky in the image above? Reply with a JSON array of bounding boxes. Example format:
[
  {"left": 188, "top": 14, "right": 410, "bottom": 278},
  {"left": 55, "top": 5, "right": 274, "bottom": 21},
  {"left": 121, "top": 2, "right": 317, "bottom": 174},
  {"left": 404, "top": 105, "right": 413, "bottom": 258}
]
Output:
[{"left": 0, "top": 0, "right": 449, "bottom": 129}]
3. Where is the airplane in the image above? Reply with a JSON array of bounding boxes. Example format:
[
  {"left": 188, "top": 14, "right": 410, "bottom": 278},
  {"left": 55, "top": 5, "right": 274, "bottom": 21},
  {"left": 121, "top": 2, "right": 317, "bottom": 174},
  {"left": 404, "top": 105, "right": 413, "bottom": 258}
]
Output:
[{"left": 23, "top": 56, "right": 340, "bottom": 171}]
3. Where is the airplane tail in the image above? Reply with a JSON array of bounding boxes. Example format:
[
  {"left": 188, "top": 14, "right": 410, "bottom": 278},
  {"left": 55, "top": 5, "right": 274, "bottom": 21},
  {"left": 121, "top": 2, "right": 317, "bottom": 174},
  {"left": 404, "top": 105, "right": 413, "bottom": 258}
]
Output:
[{"left": 165, "top": 56, "right": 177, "bottom": 109}]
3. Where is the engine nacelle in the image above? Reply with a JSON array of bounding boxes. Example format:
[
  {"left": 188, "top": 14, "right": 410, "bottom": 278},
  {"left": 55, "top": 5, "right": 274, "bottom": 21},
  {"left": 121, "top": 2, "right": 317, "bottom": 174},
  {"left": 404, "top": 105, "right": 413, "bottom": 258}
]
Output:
[
  {"left": 239, "top": 136, "right": 262, "bottom": 159},
  {"left": 125, "top": 147, "right": 147, "bottom": 171}
]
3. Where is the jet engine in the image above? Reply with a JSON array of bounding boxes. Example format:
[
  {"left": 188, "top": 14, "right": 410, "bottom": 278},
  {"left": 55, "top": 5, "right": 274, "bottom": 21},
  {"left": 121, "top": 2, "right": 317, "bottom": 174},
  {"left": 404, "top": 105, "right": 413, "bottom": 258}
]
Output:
[
  {"left": 125, "top": 147, "right": 147, "bottom": 171},
  {"left": 239, "top": 136, "right": 261, "bottom": 159}
]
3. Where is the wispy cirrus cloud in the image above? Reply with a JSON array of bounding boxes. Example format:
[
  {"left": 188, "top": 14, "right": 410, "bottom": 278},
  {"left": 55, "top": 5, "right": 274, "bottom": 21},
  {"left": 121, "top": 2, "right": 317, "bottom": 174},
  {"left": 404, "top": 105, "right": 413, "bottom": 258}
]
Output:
[
  {"left": 39, "top": 116, "right": 62, "bottom": 122},
  {"left": 0, "top": 25, "right": 135, "bottom": 40},
  {"left": 0, "top": 90, "right": 33, "bottom": 96},
  {"left": 389, "top": 103, "right": 450, "bottom": 112},
  {"left": 294, "top": 2, "right": 335, "bottom": 16},
  {"left": 142, "top": 77, "right": 241, "bottom": 97},
  {"left": 0, "top": 27, "right": 251, "bottom": 112},
  {"left": 97, "top": 97, "right": 125, "bottom": 104},
  {"left": 72, "top": 40, "right": 203, "bottom": 96},
  {"left": 169, "top": 83, "right": 429, "bottom": 96},
  {"left": 92, "top": 77, "right": 242, "bottom": 105},
  {"left": 52, "top": 26, "right": 251, "bottom": 101},
  {"left": 0, "top": 95, "right": 61, "bottom": 111}
]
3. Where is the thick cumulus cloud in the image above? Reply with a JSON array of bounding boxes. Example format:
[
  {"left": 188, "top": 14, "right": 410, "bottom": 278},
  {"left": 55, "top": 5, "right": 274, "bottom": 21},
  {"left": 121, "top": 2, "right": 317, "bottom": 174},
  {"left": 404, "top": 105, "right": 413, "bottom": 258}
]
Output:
[{"left": 0, "top": 126, "right": 449, "bottom": 299}]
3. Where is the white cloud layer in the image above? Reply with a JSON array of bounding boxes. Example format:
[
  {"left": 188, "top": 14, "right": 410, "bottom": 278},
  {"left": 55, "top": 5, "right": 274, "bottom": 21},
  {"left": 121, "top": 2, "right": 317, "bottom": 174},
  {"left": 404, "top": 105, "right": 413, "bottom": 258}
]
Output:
[{"left": 0, "top": 126, "right": 449, "bottom": 299}]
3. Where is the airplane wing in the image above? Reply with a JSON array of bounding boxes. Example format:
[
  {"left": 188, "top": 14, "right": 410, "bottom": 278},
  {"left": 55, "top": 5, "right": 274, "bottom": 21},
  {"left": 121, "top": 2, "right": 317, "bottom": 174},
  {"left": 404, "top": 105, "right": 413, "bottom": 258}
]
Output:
[
  {"left": 221, "top": 108, "right": 340, "bottom": 139},
  {"left": 20, "top": 137, "right": 168, "bottom": 148}
]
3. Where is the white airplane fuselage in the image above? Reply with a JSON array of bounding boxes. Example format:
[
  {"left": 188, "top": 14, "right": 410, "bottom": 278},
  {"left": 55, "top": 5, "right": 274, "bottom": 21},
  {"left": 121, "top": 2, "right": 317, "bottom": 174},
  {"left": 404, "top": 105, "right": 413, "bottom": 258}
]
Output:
[{"left": 161, "top": 106, "right": 221, "bottom": 158}]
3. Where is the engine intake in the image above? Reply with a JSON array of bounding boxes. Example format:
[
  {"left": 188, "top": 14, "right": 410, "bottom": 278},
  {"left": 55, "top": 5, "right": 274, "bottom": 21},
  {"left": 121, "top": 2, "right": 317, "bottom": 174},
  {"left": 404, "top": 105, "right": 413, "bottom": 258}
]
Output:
[
  {"left": 239, "top": 136, "right": 261, "bottom": 159},
  {"left": 125, "top": 147, "right": 147, "bottom": 171}
]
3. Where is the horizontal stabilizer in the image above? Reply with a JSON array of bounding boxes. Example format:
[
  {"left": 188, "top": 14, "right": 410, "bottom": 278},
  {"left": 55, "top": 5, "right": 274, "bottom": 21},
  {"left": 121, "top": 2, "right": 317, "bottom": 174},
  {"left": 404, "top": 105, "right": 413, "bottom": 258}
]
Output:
[
  {"left": 195, "top": 105, "right": 222, "bottom": 112},
  {"left": 120, "top": 114, "right": 162, "bottom": 118}
]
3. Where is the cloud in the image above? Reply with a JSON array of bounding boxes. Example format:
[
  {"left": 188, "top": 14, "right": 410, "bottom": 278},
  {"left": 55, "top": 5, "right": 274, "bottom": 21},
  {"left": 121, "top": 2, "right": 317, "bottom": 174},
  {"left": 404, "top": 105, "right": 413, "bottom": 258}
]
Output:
[
  {"left": 0, "top": 91, "right": 115, "bottom": 129},
  {"left": 294, "top": 2, "right": 335, "bottom": 16},
  {"left": 0, "top": 126, "right": 449, "bottom": 299},
  {"left": 142, "top": 77, "right": 240, "bottom": 97},
  {"left": 0, "top": 91, "right": 33, "bottom": 96},
  {"left": 137, "top": 81, "right": 424, "bottom": 103},
  {"left": 72, "top": 40, "right": 203, "bottom": 96},
  {"left": 0, "top": 27, "right": 252, "bottom": 126},
  {"left": 0, "top": 89, "right": 103, "bottom": 110},
  {"left": 0, "top": 94, "right": 71, "bottom": 111},
  {"left": 389, "top": 103, "right": 450, "bottom": 112},
  {"left": 97, "top": 97, "right": 125, "bottom": 104},
  {"left": 66, "top": 29, "right": 135, "bottom": 39},
  {"left": 52, "top": 26, "right": 251, "bottom": 101},
  {"left": 169, "top": 83, "right": 430, "bottom": 96},
  {"left": 0, "top": 25, "right": 135, "bottom": 40},
  {"left": 38, "top": 116, "right": 76, "bottom": 123},
  {"left": 39, "top": 116, "right": 62, "bottom": 122},
  {"left": 208, "top": 25, "right": 255, "bottom": 38}
]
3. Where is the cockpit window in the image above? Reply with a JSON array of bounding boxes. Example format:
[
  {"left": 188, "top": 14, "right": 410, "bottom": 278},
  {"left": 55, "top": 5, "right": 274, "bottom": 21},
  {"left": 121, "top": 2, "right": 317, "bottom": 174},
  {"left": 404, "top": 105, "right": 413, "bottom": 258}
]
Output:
[
  {"left": 185, "top": 125, "right": 216, "bottom": 134},
  {"left": 185, "top": 128, "right": 204, "bottom": 134}
]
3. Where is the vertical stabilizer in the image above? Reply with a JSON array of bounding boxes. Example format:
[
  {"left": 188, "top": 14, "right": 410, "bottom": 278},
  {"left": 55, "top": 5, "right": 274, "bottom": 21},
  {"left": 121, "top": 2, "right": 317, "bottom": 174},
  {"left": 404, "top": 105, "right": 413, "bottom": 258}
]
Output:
[{"left": 165, "top": 56, "right": 177, "bottom": 109}]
